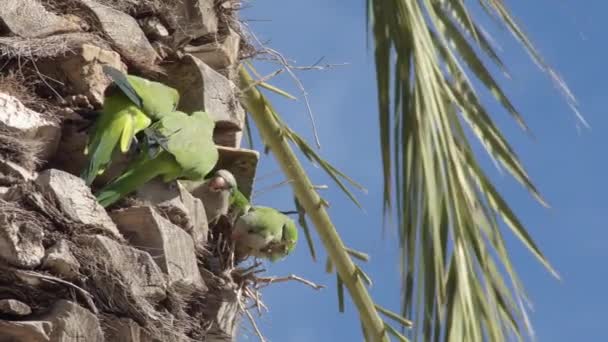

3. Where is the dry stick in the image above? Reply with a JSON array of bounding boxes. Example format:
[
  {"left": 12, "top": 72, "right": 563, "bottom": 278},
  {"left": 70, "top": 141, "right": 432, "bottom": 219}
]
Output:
[
  {"left": 254, "top": 289, "right": 267, "bottom": 314},
  {"left": 252, "top": 179, "right": 293, "bottom": 198},
  {"left": 238, "top": 261, "right": 264, "bottom": 276},
  {"left": 255, "top": 274, "right": 325, "bottom": 291},
  {"left": 288, "top": 60, "right": 350, "bottom": 71},
  {"left": 31, "top": 59, "right": 64, "bottom": 102},
  {"left": 246, "top": 31, "right": 321, "bottom": 148},
  {"left": 239, "top": 300, "right": 267, "bottom": 342},
  {"left": 240, "top": 67, "right": 389, "bottom": 342},
  {"left": 254, "top": 168, "right": 285, "bottom": 182},
  {"left": 252, "top": 55, "right": 349, "bottom": 71},
  {"left": 243, "top": 287, "right": 266, "bottom": 315},
  {"left": 16, "top": 270, "right": 99, "bottom": 314},
  {"left": 264, "top": 48, "right": 321, "bottom": 148},
  {"left": 240, "top": 69, "right": 285, "bottom": 94}
]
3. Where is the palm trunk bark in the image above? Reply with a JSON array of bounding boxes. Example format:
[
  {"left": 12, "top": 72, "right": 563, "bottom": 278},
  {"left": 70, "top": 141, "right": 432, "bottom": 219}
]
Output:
[{"left": 0, "top": 0, "right": 247, "bottom": 341}]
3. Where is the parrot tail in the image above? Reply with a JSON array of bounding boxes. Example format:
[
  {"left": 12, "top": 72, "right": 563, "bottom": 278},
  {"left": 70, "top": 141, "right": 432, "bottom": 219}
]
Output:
[
  {"left": 95, "top": 152, "right": 178, "bottom": 207},
  {"left": 81, "top": 132, "right": 121, "bottom": 186},
  {"left": 81, "top": 113, "right": 133, "bottom": 186}
]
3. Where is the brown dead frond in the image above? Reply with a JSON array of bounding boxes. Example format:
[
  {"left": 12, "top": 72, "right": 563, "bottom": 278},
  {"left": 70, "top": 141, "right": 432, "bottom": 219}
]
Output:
[
  {"left": 0, "top": 71, "right": 45, "bottom": 110},
  {"left": 0, "top": 33, "right": 109, "bottom": 115},
  {"left": 71, "top": 241, "right": 192, "bottom": 342},
  {"left": 0, "top": 62, "right": 66, "bottom": 125},
  {"left": 219, "top": 0, "right": 256, "bottom": 61},
  {"left": 0, "top": 33, "right": 109, "bottom": 60},
  {"left": 0, "top": 262, "right": 75, "bottom": 313},
  {"left": 0, "top": 127, "right": 42, "bottom": 171},
  {"left": 14, "top": 269, "right": 98, "bottom": 314},
  {"left": 41, "top": 0, "right": 173, "bottom": 18}
]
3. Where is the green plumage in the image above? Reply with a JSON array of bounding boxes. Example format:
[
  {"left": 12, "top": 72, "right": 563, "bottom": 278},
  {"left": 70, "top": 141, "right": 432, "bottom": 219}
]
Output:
[
  {"left": 96, "top": 152, "right": 180, "bottom": 207},
  {"left": 81, "top": 67, "right": 179, "bottom": 185},
  {"left": 154, "top": 111, "right": 217, "bottom": 179},
  {"left": 230, "top": 188, "right": 251, "bottom": 217},
  {"left": 232, "top": 206, "right": 298, "bottom": 261},
  {"left": 95, "top": 110, "right": 219, "bottom": 207},
  {"left": 102, "top": 65, "right": 179, "bottom": 120}
]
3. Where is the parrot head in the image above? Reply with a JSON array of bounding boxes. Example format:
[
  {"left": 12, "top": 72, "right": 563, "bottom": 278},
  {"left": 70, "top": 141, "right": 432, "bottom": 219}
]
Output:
[
  {"left": 282, "top": 219, "right": 298, "bottom": 255},
  {"left": 259, "top": 220, "right": 298, "bottom": 262},
  {"left": 207, "top": 169, "right": 237, "bottom": 193}
]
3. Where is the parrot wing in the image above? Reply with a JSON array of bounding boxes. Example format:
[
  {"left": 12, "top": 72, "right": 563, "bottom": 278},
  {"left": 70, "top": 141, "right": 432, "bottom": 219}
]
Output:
[
  {"left": 93, "top": 110, "right": 217, "bottom": 206},
  {"left": 236, "top": 206, "right": 297, "bottom": 261},
  {"left": 95, "top": 150, "right": 180, "bottom": 207},
  {"left": 159, "top": 111, "right": 218, "bottom": 180},
  {"left": 81, "top": 96, "right": 149, "bottom": 185},
  {"left": 251, "top": 206, "right": 297, "bottom": 256},
  {"left": 103, "top": 65, "right": 180, "bottom": 119},
  {"left": 241, "top": 206, "right": 286, "bottom": 238},
  {"left": 102, "top": 65, "right": 142, "bottom": 108}
]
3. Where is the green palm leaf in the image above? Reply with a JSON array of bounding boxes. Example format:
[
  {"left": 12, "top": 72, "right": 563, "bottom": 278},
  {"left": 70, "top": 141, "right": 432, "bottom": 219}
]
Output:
[{"left": 368, "top": 0, "right": 577, "bottom": 340}]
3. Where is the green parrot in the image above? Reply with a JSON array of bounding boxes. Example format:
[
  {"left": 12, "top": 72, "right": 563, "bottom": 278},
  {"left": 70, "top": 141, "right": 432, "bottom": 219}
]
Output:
[
  {"left": 187, "top": 169, "right": 250, "bottom": 224},
  {"left": 184, "top": 168, "right": 252, "bottom": 223},
  {"left": 95, "top": 110, "right": 218, "bottom": 207},
  {"left": 81, "top": 66, "right": 180, "bottom": 185},
  {"left": 231, "top": 206, "right": 298, "bottom": 261}
]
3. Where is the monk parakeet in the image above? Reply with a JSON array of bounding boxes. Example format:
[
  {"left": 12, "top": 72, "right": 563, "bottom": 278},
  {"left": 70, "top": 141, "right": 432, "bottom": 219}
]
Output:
[
  {"left": 185, "top": 169, "right": 251, "bottom": 224},
  {"left": 231, "top": 206, "right": 298, "bottom": 261},
  {"left": 189, "top": 169, "right": 238, "bottom": 224},
  {"left": 81, "top": 66, "right": 180, "bottom": 185},
  {"left": 95, "top": 110, "right": 218, "bottom": 207}
]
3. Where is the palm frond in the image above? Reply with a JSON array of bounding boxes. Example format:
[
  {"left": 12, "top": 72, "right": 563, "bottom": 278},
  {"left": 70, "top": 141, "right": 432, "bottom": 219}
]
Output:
[
  {"left": 240, "top": 66, "right": 410, "bottom": 341},
  {"left": 368, "top": 0, "right": 576, "bottom": 340}
]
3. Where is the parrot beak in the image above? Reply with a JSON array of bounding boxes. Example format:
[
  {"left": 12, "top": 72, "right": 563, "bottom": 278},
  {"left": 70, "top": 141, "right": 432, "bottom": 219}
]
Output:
[{"left": 208, "top": 176, "right": 227, "bottom": 192}]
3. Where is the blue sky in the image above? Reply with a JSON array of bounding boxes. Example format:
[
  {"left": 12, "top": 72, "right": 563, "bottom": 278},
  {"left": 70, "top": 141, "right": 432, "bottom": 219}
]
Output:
[{"left": 238, "top": 1, "right": 605, "bottom": 341}]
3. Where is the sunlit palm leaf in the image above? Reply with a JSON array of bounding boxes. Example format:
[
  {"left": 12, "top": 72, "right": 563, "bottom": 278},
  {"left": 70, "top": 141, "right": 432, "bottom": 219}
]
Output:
[
  {"left": 242, "top": 64, "right": 367, "bottom": 208},
  {"left": 368, "top": 0, "right": 577, "bottom": 341}
]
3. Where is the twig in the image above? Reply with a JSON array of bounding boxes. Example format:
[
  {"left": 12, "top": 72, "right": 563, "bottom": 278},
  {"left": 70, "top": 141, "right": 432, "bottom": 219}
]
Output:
[
  {"left": 247, "top": 32, "right": 322, "bottom": 148},
  {"left": 228, "top": 239, "right": 236, "bottom": 269},
  {"left": 254, "top": 289, "right": 267, "bottom": 314},
  {"left": 243, "top": 287, "right": 267, "bottom": 315},
  {"left": 239, "top": 301, "right": 267, "bottom": 342},
  {"left": 16, "top": 270, "right": 98, "bottom": 314},
  {"left": 288, "top": 57, "right": 350, "bottom": 71},
  {"left": 252, "top": 56, "right": 348, "bottom": 71},
  {"left": 236, "top": 261, "right": 265, "bottom": 279},
  {"left": 288, "top": 63, "right": 350, "bottom": 70},
  {"left": 240, "top": 69, "right": 285, "bottom": 94},
  {"left": 267, "top": 48, "right": 321, "bottom": 148},
  {"left": 255, "top": 274, "right": 325, "bottom": 291},
  {"left": 254, "top": 169, "right": 284, "bottom": 182},
  {"left": 252, "top": 179, "right": 293, "bottom": 198},
  {"left": 31, "top": 59, "right": 63, "bottom": 102}
]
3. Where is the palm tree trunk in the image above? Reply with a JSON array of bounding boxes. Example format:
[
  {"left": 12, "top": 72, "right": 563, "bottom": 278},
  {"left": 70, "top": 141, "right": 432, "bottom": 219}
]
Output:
[{"left": 0, "top": 0, "right": 248, "bottom": 341}]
